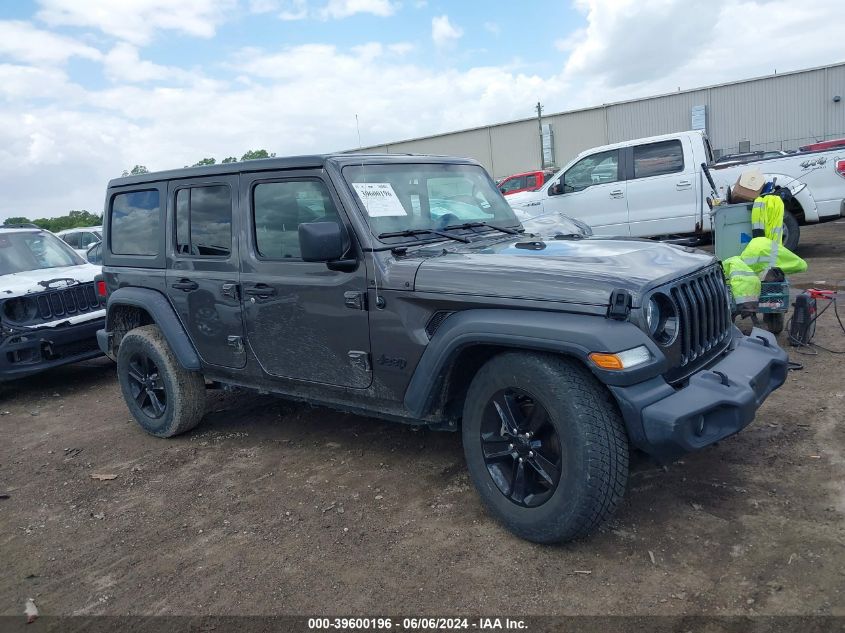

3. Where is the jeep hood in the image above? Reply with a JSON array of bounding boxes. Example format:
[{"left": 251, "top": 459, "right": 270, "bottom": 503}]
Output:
[
  {"left": 413, "top": 238, "right": 716, "bottom": 307},
  {"left": 1, "top": 264, "right": 102, "bottom": 297}
]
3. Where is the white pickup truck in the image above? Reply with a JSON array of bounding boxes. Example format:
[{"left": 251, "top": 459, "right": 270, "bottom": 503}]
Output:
[{"left": 507, "top": 130, "right": 845, "bottom": 250}]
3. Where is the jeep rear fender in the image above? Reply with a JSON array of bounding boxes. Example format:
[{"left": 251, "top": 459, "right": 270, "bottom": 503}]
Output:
[
  {"left": 403, "top": 309, "right": 666, "bottom": 418},
  {"left": 106, "top": 287, "right": 201, "bottom": 370}
]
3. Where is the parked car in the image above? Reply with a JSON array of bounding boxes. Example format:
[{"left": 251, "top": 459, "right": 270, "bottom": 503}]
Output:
[
  {"left": 799, "top": 138, "right": 845, "bottom": 152},
  {"left": 56, "top": 226, "right": 102, "bottom": 260},
  {"left": 507, "top": 130, "right": 845, "bottom": 250},
  {"left": 713, "top": 150, "right": 788, "bottom": 167},
  {"left": 97, "top": 154, "right": 787, "bottom": 544},
  {"left": 497, "top": 170, "right": 555, "bottom": 196},
  {"left": 0, "top": 225, "right": 105, "bottom": 380}
]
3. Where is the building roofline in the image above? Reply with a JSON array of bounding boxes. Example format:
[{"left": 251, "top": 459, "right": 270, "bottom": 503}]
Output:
[{"left": 358, "top": 60, "right": 845, "bottom": 150}]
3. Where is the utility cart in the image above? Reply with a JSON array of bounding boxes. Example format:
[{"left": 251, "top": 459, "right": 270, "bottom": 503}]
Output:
[{"left": 712, "top": 202, "right": 789, "bottom": 334}]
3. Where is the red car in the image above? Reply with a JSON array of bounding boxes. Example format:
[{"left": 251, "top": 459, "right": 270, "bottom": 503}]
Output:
[
  {"left": 799, "top": 138, "right": 845, "bottom": 152},
  {"left": 497, "top": 170, "right": 555, "bottom": 196}
]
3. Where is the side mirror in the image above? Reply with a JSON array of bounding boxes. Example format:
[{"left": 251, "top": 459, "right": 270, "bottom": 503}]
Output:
[
  {"left": 86, "top": 241, "right": 102, "bottom": 264},
  {"left": 298, "top": 222, "right": 346, "bottom": 262},
  {"left": 550, "top": 183, "right": 563, "bottom": 196}
]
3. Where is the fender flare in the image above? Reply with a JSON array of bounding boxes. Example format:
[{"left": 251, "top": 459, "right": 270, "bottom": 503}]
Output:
[
  {"left": 105, "top": 287, "right": 201, "bottom": 370},
  {"left": 760, "top": 171, "right": 818, "bottom": 222},
  {"left": 403, "top": 309, "right": 666, "bottom": 418}
]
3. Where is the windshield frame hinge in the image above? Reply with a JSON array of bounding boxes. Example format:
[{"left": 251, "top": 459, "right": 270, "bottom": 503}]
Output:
[{"left": 607, "top": 289, "right": 632, "bottom": 320}]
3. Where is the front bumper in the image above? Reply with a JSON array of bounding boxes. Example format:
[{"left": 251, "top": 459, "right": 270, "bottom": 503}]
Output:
[
  {"left": 0, "top": 317, "right": 104, "bottom": 382},
  {"left": 609, "top": 327, "right": 788, "bottom": 463}
]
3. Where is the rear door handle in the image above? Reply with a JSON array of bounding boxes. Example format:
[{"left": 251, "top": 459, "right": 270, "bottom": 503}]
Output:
[
  {"left": 171, "top": 279, "right": 198, "bottom": 291},
  {"left": 676, "top": 180, "right": 692, "bottom": 189},
  {"left": 610, "top": 189, "right": 624, "bottom": 198},
  {"left": 243, "top": 284, "right": 277, "bottom": 298}
]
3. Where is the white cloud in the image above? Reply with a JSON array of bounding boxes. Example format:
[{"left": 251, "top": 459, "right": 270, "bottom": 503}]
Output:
[
  {"left": 102, "top": 43, "right": 194, "bottom": 84},
  {"left": 0, "top": 20, "right": 101, "bottom": 66},
  {"left": 319, "top": 0, "right": 397, "bottom": 19},
  {"left": 431, "top": 14, "right": 463, "bottom": 49},
  {"left": 248, "top": 0, "right": 397, "bottom": 20},
  {"left": 483, "top": 21, "right": 500, "bottom": 36},
  {"left": 559, "top": 0, "right": 845, "bottom": 100},
  {"left": 36, "top": 0, "right": 236, "bottom": 45}
]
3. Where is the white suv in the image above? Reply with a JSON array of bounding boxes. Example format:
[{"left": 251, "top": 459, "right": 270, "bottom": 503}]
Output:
[{"left": 0, "top": 225, "right": 105, "bottom": 380}]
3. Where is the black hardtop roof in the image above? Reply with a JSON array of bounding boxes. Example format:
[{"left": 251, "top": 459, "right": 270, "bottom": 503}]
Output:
[{"left": 108, "top": 153, "right": 481, "bottom": 188}]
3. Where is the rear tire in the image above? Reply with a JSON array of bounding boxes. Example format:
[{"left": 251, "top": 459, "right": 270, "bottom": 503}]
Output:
[
  {"left": 783, "top": 211, "right": 800, "bottom": 251},
  {"left": 461, "top": 352, "right": 629, "bottom": 543},
  {"left": 117, "top": 325, "right": 206, "bottom": 437}
]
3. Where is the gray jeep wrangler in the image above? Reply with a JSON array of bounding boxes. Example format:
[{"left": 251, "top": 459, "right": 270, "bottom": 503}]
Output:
[{"left": 97, "top": 154, "right": 788, "bottom": 543}]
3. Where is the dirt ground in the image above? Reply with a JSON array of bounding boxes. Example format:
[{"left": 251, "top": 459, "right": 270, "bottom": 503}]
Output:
[{"left": 1, "top": 221, "right": 844, "bottom": 618}]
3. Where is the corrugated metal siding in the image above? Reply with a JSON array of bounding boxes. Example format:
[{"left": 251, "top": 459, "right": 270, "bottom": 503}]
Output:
[
  {"left": 606, "top": 90, "right": 708, "bottom": 144},
  {"left": 356, "top": 62, "right": 845, "bottom": 177},
  {"left": 386, "top": 128, "right": 493, "bottom": 172},
  {"left": 489, "top": 120, "right": 540, "bottom": 178},
  {"left": 826, "top": 65, "right": 845, "bottom": 142}
]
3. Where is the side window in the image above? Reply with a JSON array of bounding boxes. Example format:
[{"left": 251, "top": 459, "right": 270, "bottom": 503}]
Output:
[
  {"left": 80, "top": 232, "right": 98, "bottom": 247},
  {"left": 174, "top": 185, "right": 232, "bottom": 257},
  {"left": 111, "top": 189, "right": 160, "bottom": 256},
  {"left": 62, "top": 232, "right": 80, "bottom": 248},
  {"left": 526, "top": 174, "right": 538, "bottom": 189},
  {"left": 563, "top": 150, "right": 619, "bottom": 192},
  {"left": 500, "top": 176, "right": 524, "bottom": 193},
  {"left": 253, "top": 179, "right": 342, "bottom": 259},
  {"left": 632, "top": 140, "right": 684, "bottom": 178}
]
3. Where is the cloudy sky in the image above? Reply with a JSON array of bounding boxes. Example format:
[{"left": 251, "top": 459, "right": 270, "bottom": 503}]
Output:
[{"left": 1, "top": 0, "right": 843, "bottom": 220}]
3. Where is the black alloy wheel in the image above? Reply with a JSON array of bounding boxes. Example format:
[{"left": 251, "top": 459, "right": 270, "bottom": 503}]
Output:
[
  {"left": 125, "top": 352, "right": 167, "bottom": 418},
  {"left": 480, "top": 388, "right": 562, "bottom": 508}
]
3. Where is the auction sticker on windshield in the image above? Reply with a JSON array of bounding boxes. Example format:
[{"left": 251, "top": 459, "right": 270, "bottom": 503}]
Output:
[{"left": 352, "top": 183, "right": 407, "bottom": 217}]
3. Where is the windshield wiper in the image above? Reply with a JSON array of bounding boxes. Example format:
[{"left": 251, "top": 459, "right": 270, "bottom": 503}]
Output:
[
  {"left": 443, "top": 221, "right": 521, "bottom": 236},
  {"left": 377, "top": 228, "right": 470, "bottom": 244}
]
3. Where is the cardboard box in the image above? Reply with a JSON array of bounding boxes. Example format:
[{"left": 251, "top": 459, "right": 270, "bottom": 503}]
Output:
[{"left": 731, "top": 169, "right": 765, "bottom": 202}]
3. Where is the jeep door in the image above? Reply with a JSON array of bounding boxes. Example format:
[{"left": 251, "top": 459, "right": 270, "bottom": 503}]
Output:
[
  {"left": 165, "top": 176, "right": 247, "bottom": 368},
  {"left": 543, "top": 149, "right": 629, "bottom": 237},
  {"left": 238, "top": 170, "right": 372, "bottom": 389},
  {"left": 625, "top": 138, "right": 697, "bottom": 237}
]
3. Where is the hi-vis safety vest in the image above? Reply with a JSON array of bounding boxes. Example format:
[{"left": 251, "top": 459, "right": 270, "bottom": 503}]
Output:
[
  {"left": 741, "top": 237, "right": 807, "bottom": 275},
  {"left": 751, "top": 195, "right": 785, "bottom": 270},
  {"left": 723, "top": 256, "right": 761, "bottom": 305}
]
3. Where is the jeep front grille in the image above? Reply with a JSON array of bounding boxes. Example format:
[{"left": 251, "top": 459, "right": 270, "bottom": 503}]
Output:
[
  {"left": 35, "top": 283, "right": 102, "bottom": 321},
  {"left": 669, "top": 266, "right": 731, "bottom": 366}
]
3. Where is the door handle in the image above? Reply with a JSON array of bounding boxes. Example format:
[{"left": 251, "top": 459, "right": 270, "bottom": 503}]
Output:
[
  {"left": 676, "top": 180, "right": 692, "bottom": 189},
  {"left": 609, "top": 189, "right": 624, "bottom": 198},
  {"left": 243, "top": 285, "right": 277, "bottom": 298},
  {"left": 171, "top": 279, "right": 198, "bottom": 291}
]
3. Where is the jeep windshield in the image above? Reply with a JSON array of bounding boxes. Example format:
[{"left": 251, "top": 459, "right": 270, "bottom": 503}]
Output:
[
  {"left": 342, "top": 163, "right": 521, "bottom": 244},
  {"left": 0, "top": 230, "right": 84, "bottom": 276}
]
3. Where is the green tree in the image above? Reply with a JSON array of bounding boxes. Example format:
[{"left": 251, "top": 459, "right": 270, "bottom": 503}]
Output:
[
  {"left": 221, "top": 156, "right": 238, "bottom": 164},
  {"left": 240, "top": 149, "right": 275, "bottom": 161},
  {"left": 28, "top": 210, "right": 103, "bottom": 233},
  {"left": 122, "top": 164, "right": 150, "bottom": 177},
  {"left": 192, "top": 157, "right": 216, "bottom": 167},
  {"left": 3, "top": 216, "right": 33, "bottom": 225}
]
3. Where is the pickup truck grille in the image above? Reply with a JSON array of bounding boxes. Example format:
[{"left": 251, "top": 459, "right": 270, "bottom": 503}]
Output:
[
  {"left": 668, "top": 266, "right": 731, "bottom": 366},
  {"left": 35, "top": 283, "right": 103, "bottom": 321}
]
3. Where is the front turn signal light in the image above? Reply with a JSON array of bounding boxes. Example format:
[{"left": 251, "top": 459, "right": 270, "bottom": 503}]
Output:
[{"left": 589, "top": 346, "right": 652, "bottom": 370}]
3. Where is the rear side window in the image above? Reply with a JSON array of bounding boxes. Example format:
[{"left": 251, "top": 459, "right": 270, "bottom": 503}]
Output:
[
  {"left": 62, "top": 232, "right": 80, "bottom": 248},
  {"left": 526, "top": 174, "right": 538, "bottom": 189},
  {"left": 175, "top": 185, "right": 232, "bottom": 257},
  {"left": 633, "top": 140, "right": 684, "bottom": 178},
  {"left": 111, "top": 189, "right": 161, "bottom": 256},
  {"left": 499, "top": 176, "right": 525, "bottom": 193}
]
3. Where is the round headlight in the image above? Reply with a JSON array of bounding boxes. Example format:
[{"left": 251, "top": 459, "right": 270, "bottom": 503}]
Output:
[
  {"left": 2, "top": 296, "right": 38, "bottom": 324},
  {"left": 646, "top": 293, "right": 679, "bottom": 346}
]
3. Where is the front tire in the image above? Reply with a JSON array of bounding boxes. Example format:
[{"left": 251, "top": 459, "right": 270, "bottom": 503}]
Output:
[
  {"left": 783, "top": 211, "right": 800, "bottom": 251},
  {"left": 117, "top": 325, "right": 206, "bottom": 437},
  {"left": 462, "top": 352, "right": 629, "bottom": 543}
]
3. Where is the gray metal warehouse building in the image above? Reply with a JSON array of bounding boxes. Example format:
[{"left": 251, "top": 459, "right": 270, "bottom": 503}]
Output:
[{"left": 357, "top": 61, "right": 845, "bottom": 180}]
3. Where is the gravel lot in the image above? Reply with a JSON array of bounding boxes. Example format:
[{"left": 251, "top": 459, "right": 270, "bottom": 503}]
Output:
[{"left": 2, "top": 222, "right": 844, "bottom": 617}]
